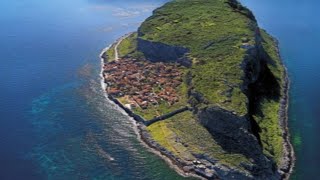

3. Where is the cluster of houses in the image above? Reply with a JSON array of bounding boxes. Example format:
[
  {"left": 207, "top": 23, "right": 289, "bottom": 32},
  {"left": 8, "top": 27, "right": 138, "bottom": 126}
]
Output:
[{"left": 103, "top": 58, "right": 183, "bottom": 109}]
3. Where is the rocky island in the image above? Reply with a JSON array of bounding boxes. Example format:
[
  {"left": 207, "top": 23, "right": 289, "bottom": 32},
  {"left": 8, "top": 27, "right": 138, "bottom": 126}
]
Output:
[{"left": 101, "top": 0, "right": 294, "bottom": 179}]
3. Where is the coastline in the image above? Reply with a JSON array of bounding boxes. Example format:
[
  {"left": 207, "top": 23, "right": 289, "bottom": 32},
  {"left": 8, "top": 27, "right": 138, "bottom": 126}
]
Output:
[
  {"left": 99, "top": 37, "right": 205, "bottom": 180},
  {"left": 275, "top": 39, "right": 295, "bottom": 179},
  {"left": 99, "top": 35, "right": 295, "bottom": 179}
]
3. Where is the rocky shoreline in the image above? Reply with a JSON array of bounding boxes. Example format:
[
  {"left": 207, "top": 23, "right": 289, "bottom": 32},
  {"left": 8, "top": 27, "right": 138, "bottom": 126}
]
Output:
[
  {"left": 99, "top": 35, "right": 294, "bottom": 179},
  {"left": 99, "top": 38, "right": 207, "bottom": 180},
  {"left": 275, "top": 39, "right": 295, "bottom": 179},
  {"left": 100, "top": 37, "right": 217, "bottom": 179}
]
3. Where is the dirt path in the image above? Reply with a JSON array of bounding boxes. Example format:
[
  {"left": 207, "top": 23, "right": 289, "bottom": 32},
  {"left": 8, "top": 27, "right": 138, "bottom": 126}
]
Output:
[{"left": 114, "top": 33, "right": 133, "bottom": 61}]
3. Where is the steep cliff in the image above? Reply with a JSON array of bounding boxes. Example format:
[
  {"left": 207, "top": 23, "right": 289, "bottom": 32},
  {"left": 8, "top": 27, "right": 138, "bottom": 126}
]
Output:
[
  {"left": 137, "top": 38, "right": 192, "bottom": 67},
  {"left": 108, "top": 0, "right": 292, "bottom": 179}
]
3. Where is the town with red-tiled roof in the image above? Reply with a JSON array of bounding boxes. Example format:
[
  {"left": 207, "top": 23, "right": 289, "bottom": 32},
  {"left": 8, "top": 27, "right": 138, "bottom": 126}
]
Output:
[{"left": 103, "top": 58, "right": 182, "bottom": 109}]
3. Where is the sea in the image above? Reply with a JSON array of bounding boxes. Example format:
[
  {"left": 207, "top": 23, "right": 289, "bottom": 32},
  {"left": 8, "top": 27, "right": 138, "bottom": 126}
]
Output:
[
  {"left": 240, "top": 1, "right": 320, "bottom": 179},
  {"left": 0, "top": 0, "right": 319, "bottom": 179}
]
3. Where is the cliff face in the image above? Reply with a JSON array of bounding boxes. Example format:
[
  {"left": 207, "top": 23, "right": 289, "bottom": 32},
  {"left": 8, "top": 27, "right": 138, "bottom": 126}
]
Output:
[
  {"left": 197, "top": 107, "right": 279, "bottom": 179},
  {"left": 196, "top": 28, "right": 282, "bottom": 179},
  {"left": 113, "top": 0, "right": 291, "bottom": 179},
  {"left": 137, "top": 38, "right": 192, "bottom": 67}
]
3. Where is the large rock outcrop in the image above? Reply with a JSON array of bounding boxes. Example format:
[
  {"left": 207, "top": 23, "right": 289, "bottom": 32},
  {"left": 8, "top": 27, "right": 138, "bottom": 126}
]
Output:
[
  {"left": 198, "top": 106, "right": 280, "bottom": 179},
  {"left": 137, "top": 38, "right": 192, "bottom": 67},
  {"left": 195, "top": 26, "right": 283, "bottom": 179},
  {"left": 112, "top": 0, "right": 293, "bottom": 179}
]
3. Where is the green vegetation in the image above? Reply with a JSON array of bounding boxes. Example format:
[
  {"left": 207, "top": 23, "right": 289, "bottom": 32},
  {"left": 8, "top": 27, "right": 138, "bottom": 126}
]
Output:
[
  {"left": 118, "top": 33, "right": 138, "bottom": 58},
  {"left": 106, "top": 33, "right": 144, "bottom": 61},
  {"left": 117, "top": 32, "right": 146, "bottom": 60},
  {"left": 115, "top": 0, "right": 287, "bottom": 171},
  {"left": 147, "top": 120, "right": 192, "bottom": 157},
  {"left": 260, "top": 29, "right": 285, "bottom": 84},
  {"left": 254, "top": 99, "right": 283, "bottom": 164},
  {"left": 147, "top": 111, "right": 251, "bottom": 169},
  {"left": 106, "top": 43, "right": 116, "bottom": 61},
  {"left": 250, "top": 29, "right": 285, "bottom": 165},
  {"left": 139, "top": 0, "right": 257, "bottom": 115}
]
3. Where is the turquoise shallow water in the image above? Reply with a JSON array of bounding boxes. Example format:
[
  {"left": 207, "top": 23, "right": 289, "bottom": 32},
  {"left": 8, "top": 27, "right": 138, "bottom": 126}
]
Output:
[{"left": 1, "top": 0, "right": 318, "bottom": 179}]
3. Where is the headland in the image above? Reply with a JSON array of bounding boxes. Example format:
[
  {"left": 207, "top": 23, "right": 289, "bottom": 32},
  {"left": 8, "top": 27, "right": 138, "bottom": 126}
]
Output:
[{"left": 100, "top": 0, "right": 294, "bottom": 179}]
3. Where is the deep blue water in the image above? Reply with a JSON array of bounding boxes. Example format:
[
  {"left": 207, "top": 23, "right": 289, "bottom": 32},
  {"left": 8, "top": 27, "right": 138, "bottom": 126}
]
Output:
[
  {"left": 240, "top": 0, "right": 320, "bottom": 179},
  {"left": 0, "top": 0, "right": 319, "bottom": 179},
  {"left": 0, "top": 0, "right": 193, "bottom": 179}
]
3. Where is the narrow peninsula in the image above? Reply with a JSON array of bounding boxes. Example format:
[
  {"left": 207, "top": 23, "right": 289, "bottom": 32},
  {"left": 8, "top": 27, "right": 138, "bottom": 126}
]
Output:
[{"left": 100, "top": 0, "right": 294, "bottom": 179}]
